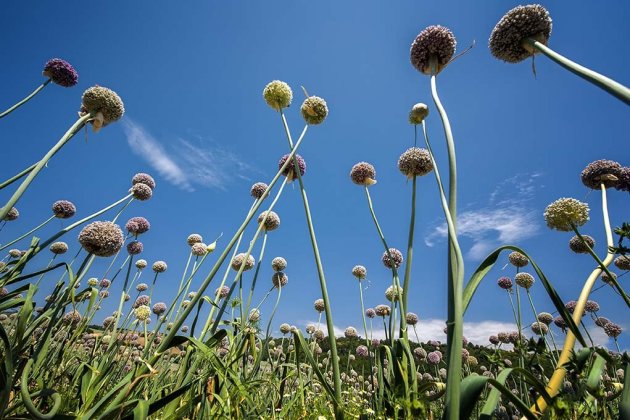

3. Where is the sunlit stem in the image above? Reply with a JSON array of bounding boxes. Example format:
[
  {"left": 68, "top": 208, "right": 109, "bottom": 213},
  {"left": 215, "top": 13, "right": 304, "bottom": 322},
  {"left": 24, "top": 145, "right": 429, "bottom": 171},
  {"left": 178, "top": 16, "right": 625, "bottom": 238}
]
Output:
[
  {"left": 401, "top": 175, "right": 417, "bottom": 335},
  {"left": 279, "top": 110, "right": 343, "bottom": 417},
  {"left": 0, "top": 215, "right": 55, "bottom": 251},
  {"left": 0, "top": 113, "right": 93, "bottom": 220},
  {"left": 0, "top": 78, "right": 52, "bottom": 119},
  {"left": 523, "top": 38, "right": 630, "bottom": 105},
  {"left": 0, "top": 162, "right": 37, "bottom": 191},
  {"left": 531, "top": 184, "right": 614, "bottom": 417}
]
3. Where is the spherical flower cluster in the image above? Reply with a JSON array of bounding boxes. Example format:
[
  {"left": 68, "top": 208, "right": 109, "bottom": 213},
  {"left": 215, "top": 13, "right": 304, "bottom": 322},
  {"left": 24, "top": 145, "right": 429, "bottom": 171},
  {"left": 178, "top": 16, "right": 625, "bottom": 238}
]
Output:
[
  {"left": 356, "top": 345, "right": 369, "bottom": 358},
  {"left": 382, "top": 248, "right": 403, "bottom": 269},
  {"left": 569, "top": 234, "right": 594, "bottom": 254},
  {"left": 134, "top": 305, "right": 151, "bottom": 321},
  {"left": 489, "top": 335, "right": 500, "bottom": 345},
  {"left": 300, "top": 96, "right": 328, "bottom": 125},
  {"left": 272, "top": 271, "right": 288, "bottom": 288},
  {"left": 427, "top": 351, "right": 442, "bottom": 365},
  {"left": 49, "top": 241, "right": 68, "bottom": 255},
  {"left": 581, "top": 159, "right": 622, "bottom": 190},
  {"left": 135, "top": 259, "right": 147, "bottom": 270},
  {"left": 80, "top": 86, "right": 124, "bottom": 130},
  {"left": 515, "top": 272, "right": 535, "bottom": 289},
  {"left": 102, "top": 316, "right": 116, "bottom": 329},
  {"left": 314, "top": 299, "right": 325, "bottom": 313},
  {"left": 250, "top": 182, "right": 268, "bottom": 200},
  {"left": 136, "top": 283, "right": 148, "bottom": 292},
  {"left": 279, "top": 323, "right": 292, "bottom": 334},
  {"left": 152, "top": 261, "right": 167, "bottom": 273},
  {"left": 187, "top": 233, "right": 203, "bottom": 246},
  {"left": 489, "top": 4, "right": 552, "bottom": 63},
  {"left": 564, "top": 300, "right": 577, "bottom": 314},
  {"left": 350, "top": 162, "right": 377, "bottom": 186},
  {"left": 544, "top": 198, "right": 589, "bottom": 232},
  {"left": 152, "top": 302, "right": 167, "bottom": 315},
  {"left": 130, "top": 183, "right": 152, "bottom": 201},
  {"left": 78, "top": 221, "right": 124, "bottom": 257},
  {"left": 127, "top": 241, "right": 143, "bottom": 255},
  {"left": 133, "top": 295, "right": 150, "bottom": 308},
  {"left": 554, "top": 316, "right": 567, "bottom": 330},
  {"left": 594, "top": 317, "right": 610, "bottom": 328},
  {"left": 385, "top": 285, "right": 403, "bottom": 302},
  {"left": 365, "top": 308, "right": 376, "bottom": 318},
  {"left": 306, "top": 324, "right": 316, "bottom": 335},
  {"left": 191, "top": 243, "right": 207, "bottom": 257},
  {"left": 271, "top": 257, "right": 287, "bottom": 272},
  {"left": 601, "top": 271, "right": 617, "bottom": 285},
  {"left": 248, "top": 308, "right": 261, "bottom": 322},
  {"left": 537, "top": 312, "right": 553, "bottom": 325},
  {"left": 398, "top": 147, "right": 433, "bottom": 178},
  {"left": 344, "top": 326, "right": 358, "bottom": 339},
  {"left": 375, "top": 304, "right": 391, "bottom": 317},
  {"left": 408, "top": 103, "right": 429, "bottom": 125},
  {"left": 604, "top": 323, "right": 622, "bottom": 338},
  {"left": 63, "top": 310, "right": 82, "bottom": 325},
  {"left": 508, "top": 251, "right": 529, "bottom": 267},
  {"left": 52, "top": 200, "right": 76, "bottom": 219},
  {"left": 132, "top": 173, "right": 156, "bottom": 190},
  {"left": 531, "top": 321, "right": 548, "bottom": 336},
  {"left": 351, "top": 265, "right": 367, "bottom": 280},
  {"left": 413, "top": 346, "right": 427, "bottom": 359},
  {"left": 497, "top": 332, "right": 509, "bottom": 344},
  {"left": 313, "top": 329, "right": 325, "bottom": 341},
  {"left": 263, "top": 80, "right": 293, "bottom": 111},
  {"left": 231, "top": 253, "right": 255, "bottom": 272},
  {"left": 215, "top": 285, "right": 230, "bottom": 299},
  {"left": 584, "top": 300, "right": 600, "bottom": 313},
  {"left": 614, "top": 256, "right": 630, "bottom": 271},
  {"left": 406, "top": 312, "right": 419, "bottom": 326},
  {"left": 497, "top": 276, "right": 513, "bottom": 290},
  {"left": 43, "top": 58, "right": 78, "bottom": 87},
  {"left": 410, "top": 25, "right": 456, "bottom": 75},
  {"left": 125, "top": 217, "right": 150, "bottom": 235},
  {"left": 99, "top": 278, "right": 111, "bottom": 288},
  {"left": 87, "top": 278, "right": 98, "bottom": 287},
  {"left": 278, "top": 154, "right": 306, "bottom": 181},
  {"left": 258, "top": 211, "right": 280, "bottom": 231}
]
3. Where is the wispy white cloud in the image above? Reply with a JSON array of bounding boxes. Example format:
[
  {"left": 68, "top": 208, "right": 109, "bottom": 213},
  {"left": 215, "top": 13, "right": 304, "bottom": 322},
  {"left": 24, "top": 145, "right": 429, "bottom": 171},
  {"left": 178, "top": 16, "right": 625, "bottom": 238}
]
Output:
[
  {"left": 122, "top": 118, "right": 252, "bottom": 192},
  {"left": 425, "top": 173, "right": 543, "bottom": 260}
]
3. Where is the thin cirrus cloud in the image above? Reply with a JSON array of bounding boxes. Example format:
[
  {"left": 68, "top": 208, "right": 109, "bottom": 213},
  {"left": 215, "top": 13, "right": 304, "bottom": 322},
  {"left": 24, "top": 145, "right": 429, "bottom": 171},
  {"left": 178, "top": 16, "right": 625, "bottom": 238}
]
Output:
[
  {"left": 123, "top": 118, "right": 252, "bottom": 192},
  {"left": 425, "top": 173, "right": 543, "bottom": 260}
]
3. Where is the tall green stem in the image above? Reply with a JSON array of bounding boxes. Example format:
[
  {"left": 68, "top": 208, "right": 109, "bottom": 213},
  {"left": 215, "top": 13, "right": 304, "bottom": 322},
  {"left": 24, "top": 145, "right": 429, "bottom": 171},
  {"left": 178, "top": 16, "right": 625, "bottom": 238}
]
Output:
[
  {"left": 524, "top": 38, "right": 630, "bottom": 105},
  {"left": 0, "top": 215, "right": 55, "bottom": 251},
  {"left": 401, "top": 175, "right": 417, "bottom": 331},
  {"left": 0, "top": 79, "right": 51, "bottom": 119},
  {"left": 279, "top": 111, "right": 342, "bottom": 418},
  {"left": 0, "top": 113, "right": 92, "bottom": 220},
  {"left": 0, "top": 163, "right": 37, "bottom": 191}
]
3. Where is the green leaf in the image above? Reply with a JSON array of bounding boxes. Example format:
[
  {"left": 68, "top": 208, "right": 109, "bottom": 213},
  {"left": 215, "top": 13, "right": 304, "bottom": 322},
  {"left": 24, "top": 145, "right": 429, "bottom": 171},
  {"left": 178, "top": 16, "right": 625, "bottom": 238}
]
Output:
[
  {"left": 132, "top": 399, "right": 149, "bottom": 420},
  {"left": 463, "top": 245, "right": 586, "bottom": 347}
]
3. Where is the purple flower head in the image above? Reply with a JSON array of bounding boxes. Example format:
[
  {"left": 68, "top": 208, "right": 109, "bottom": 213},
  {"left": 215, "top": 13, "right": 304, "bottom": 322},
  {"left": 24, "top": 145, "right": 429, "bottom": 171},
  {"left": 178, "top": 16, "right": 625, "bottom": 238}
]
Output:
[
  {"left": 132, "top": 173, "right": 156, "bottom": 190},
  {"left": 152, "top": 302, "right": 167, "bottom": 315},
  {"left": 52, "top": 200, "right": 76, "bottom": 219},
  {"left": 614, "top": 167, "right": 630, "bottom": 192},
  {"left": 99, "top": 278, "right": 111, "bottom": 288},
  {"left": 382, "top": 248, "right": 403, "bottom": 270},
  {"left": 554, "top": 316, "right": 567, "bottom": 331},
  {"left": 565, "top": 300, "right": 577, "bottom": 314},
  {"left": 584, "top": 300, "right": 600, "bottom": 313},
  {"left": 133, "top": 295, "right": 150, "bottom": 308},
  {"left": 595, "top": 317, "right": 610, "bottom": 328},
  {"left": 497, "top": 276, "right": 513, "bottom": 290},
  {"left": 365, "top": 308, "right": 376, "bottom": 319},
  {"left": 130, "top": 183, "right": 152, "bottom": 201},
  {"left": 278, "top": 154, "right": 306, "bottom": 181},
  {"left": 604, "top": 323, "right": 622, "bottom": 338},
  {"left": 427, "top": 351, "right": 442, "bottom": 365},
  {"left": 356, "top": 345, "right": 369, "bottom": 358},
  {"left": 43, "top": 58, "right": 78, "bottom": 87},
  {"left": 127, "top": 241, "right": 143, "bottom": 255},
  {"left": 489, "top": 335, "right": 500, "bottom": 345},
  {"left": 125, "top": 217, "right": 150, "bottom": 235}
]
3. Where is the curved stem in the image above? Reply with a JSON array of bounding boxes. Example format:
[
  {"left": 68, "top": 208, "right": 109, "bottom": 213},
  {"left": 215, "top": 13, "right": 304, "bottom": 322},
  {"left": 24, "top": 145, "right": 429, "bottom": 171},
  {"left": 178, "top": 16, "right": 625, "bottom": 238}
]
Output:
[
  {"left": 531, "top": 185, "right": 615, "bottom": 417},
  {"left": 0, "top": 215, "right": 55, "bottom": 251},
  {"left": 0, "top": 162, "right": 37, "bottom": 191},
  {"left": 524, "top": 38, "right": 630, "bottom": 106},
  {"left": 0, "top": 79, "right": 51, "bottom": 119},
  {"left": 279, "top": 110, "right": 343, "bottom": 417},
  {"left": 0, "top": 114, "right": 92, "bottom": 220},
  {"left": 401, "top": 175, "right": 417, "bottom": 327}
]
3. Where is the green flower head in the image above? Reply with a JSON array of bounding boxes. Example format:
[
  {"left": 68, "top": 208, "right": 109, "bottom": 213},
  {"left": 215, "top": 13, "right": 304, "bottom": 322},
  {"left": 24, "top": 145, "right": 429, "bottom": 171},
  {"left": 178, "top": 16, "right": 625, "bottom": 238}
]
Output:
[{"left": 544, "top": 198, "right": 589, "bottom": 231}]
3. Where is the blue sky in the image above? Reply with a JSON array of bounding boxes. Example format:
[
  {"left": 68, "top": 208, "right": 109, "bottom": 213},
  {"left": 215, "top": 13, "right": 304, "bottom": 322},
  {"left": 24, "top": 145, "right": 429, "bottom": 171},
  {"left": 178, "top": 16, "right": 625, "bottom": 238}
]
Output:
[{"left": 1, "top": 2, "right": 628, "bottom": 349}]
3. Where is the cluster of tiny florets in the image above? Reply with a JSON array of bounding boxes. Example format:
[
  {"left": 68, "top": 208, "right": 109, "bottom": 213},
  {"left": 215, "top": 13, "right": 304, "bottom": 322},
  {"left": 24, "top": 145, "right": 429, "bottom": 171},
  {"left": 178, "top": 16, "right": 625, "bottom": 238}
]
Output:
[
  {"left": 78, "top": 221, "right": 124, "bottom": 257},
  {"left": 398, "top": 147, "right": 433, "bottom": 178},
  {"left": 410, "top": 25, "right": 457, "bottom": 75},
  {"left": 581, "top": 159, "right": 622, "bottom": 190},
  {"left": 544, "top": 198, "right": 589, "bottom": 231}
]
